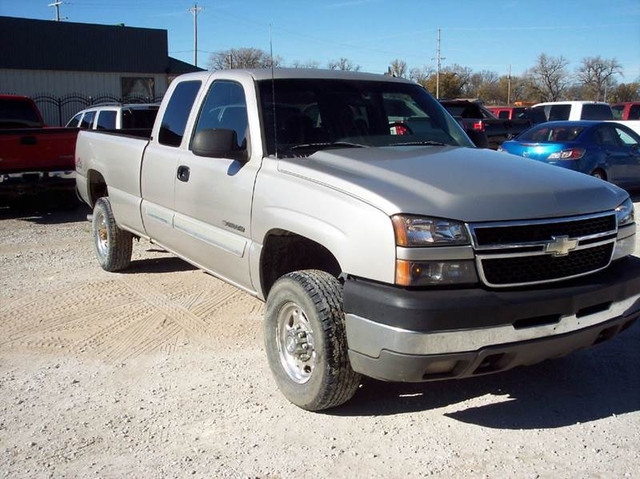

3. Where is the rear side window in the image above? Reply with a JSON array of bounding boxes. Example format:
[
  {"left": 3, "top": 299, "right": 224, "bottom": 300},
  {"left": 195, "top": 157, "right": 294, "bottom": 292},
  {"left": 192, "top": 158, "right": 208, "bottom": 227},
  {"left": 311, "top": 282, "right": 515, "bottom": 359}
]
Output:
[
  {"left": 67, "top": 113, "right": 83, "bottom": 128},
  {"left": 81, "top": 111, "right": 96, "bottom": 129},
  {"left": 581, "top": 104, "right": 613, "bottom": 120},
  {"left": 629, "top": 105, "right": 640, "bottom": 120},
  {"left": 159, "top": 81, "right": 202, "bottom": 147},
  {"left": 497, "top": 110, "right": 509, "bottom": 119},
  {"left": 548, "top": 105, "right": 570, "bottom": 121},
  {"left": 96, "top": 111, "right": 117, "bottom": 130}
]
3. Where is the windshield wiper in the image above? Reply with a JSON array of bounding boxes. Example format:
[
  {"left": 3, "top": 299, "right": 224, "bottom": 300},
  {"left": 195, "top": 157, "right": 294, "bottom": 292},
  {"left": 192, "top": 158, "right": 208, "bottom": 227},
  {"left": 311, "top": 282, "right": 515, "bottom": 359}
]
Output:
[
  {"left": 288, "top": 141, "right": 368, "bottom": 153},
  {"left": 392, "top": 141, "right": 447, "bottom": 147}
]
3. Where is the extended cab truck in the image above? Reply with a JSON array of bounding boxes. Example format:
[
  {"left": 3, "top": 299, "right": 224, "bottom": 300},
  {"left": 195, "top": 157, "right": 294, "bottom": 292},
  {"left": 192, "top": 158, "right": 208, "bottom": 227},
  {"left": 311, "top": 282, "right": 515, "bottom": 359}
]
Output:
[
  {"left": 76, "top": 69, "right": 640, "bottom": 411},
  {"left": 0, "top": 95, "right": 78, "bottom": 203}
]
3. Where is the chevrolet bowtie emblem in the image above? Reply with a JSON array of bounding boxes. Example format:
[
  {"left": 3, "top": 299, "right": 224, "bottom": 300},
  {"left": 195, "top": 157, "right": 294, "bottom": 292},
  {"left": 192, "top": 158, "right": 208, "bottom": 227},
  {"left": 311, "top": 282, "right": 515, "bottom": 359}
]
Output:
[{"left": 545, "top": 235, "right": 578, "bottom": 257}]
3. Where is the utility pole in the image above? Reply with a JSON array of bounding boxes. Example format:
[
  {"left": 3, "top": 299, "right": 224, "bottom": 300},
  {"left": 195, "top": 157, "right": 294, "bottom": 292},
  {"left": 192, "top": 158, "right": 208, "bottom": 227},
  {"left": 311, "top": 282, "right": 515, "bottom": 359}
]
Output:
[
  {"left": 188, "top": 3, "right": 204, "bottom": 67},
  {"left": 48, "top": 1, "right": 63, "bottom": 21},
  {"left": 435, "top": 28, "right": 444, "bottom": 99},
  {"left": 507, "top": 64, "right": 512, "bottom": 104}
]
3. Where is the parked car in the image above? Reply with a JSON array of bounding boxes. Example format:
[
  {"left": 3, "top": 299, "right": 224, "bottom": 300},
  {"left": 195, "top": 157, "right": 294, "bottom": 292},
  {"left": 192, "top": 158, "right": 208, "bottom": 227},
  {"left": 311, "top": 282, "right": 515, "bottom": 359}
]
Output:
[
  {"left": 439, "top": 99, "right": 532, "bottom": 149},
  {"left": 66, "top": 103, "right": 159, "bottom": 130},
  {"left": 531, "top": 101, "right": 613, "bottom": 121},
  {"left": 498, "top": 120, "right": 640, "bottom": 189},
  {"left": 612, "top": 102, "right": 640, "bottom": 121}
]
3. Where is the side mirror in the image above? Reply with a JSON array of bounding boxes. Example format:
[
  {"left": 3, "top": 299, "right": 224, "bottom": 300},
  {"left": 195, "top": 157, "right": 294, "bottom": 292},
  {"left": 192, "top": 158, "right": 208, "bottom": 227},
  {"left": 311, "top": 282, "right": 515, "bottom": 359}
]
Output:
[
  {"left": 465, "top": 129, "right": 489, "bottom": 149},
  {"left": 191, "top": 128, "right": 248, "bottom": 162}
]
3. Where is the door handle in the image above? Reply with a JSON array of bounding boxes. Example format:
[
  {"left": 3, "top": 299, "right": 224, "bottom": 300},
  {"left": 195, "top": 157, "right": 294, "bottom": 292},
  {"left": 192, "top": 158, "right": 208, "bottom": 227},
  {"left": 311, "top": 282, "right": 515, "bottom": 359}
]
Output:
[{"left": 177, "top": 165, "right": 190, "bottom": 182}]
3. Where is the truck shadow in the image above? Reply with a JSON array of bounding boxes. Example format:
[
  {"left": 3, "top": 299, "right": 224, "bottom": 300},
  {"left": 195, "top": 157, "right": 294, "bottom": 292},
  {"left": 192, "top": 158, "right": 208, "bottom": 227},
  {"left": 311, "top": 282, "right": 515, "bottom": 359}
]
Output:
[
  {"left": 0, "top": 202, "right": 91, "bottom": 224},
  {"left": 331, "top": 324, "right": 640, "bottom": 428},
  {"left": 123, "top": 255, "right": 197, "bottom": 274}
]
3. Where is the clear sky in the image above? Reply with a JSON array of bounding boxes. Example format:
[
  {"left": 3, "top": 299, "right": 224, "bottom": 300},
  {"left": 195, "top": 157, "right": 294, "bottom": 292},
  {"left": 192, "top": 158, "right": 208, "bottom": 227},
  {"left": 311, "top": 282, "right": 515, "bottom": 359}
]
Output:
[{"left": 2, "top": 0, "right": 639, "bottom": 81}]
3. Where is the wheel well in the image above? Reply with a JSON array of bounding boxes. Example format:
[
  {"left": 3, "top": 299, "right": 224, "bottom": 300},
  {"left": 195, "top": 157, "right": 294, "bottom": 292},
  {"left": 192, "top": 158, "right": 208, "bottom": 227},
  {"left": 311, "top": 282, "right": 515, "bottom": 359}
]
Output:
[
  {"left": 87, "top": 170, "right": 108, "bottom": 206},
  {"left": 591, "top": 168, "right": 607, "bottom": 181},
  {"left": 260, "top": 230, "right": 341, "bottom": 297}
]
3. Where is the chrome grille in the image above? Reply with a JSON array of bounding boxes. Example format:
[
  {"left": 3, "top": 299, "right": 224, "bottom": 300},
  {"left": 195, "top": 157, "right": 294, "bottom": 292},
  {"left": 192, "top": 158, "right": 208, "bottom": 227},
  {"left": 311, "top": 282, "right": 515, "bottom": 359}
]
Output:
[{"left": 469, "top": 212, "right": 617, "bottom": 288}]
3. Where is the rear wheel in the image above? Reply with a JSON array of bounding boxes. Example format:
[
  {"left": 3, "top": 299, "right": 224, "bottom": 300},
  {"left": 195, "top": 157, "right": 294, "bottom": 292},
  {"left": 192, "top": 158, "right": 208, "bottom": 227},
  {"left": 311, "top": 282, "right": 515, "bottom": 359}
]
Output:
[
  {"left": 92, "top": 197, "right": 132, "bottom": 271},
  {"left": 264, "top": 270, "right": 361, "bottom": 411}
]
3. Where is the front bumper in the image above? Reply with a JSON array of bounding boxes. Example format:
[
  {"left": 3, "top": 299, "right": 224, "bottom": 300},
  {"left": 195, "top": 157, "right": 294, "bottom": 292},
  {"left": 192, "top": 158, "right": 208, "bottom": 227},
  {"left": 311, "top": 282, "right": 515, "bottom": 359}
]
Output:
[{"left": 343, "top": 256, "right": 640, "bottom": 382}]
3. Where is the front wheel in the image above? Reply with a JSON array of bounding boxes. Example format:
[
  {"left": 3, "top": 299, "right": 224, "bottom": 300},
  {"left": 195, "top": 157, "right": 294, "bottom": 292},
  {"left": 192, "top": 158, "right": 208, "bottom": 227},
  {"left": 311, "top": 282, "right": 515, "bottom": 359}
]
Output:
[
  {"left": 92, "top": 197, "right": 133, "bottom": 271},
  {"left": 264, "top": 270, "right": 361, "bottom": 411}
]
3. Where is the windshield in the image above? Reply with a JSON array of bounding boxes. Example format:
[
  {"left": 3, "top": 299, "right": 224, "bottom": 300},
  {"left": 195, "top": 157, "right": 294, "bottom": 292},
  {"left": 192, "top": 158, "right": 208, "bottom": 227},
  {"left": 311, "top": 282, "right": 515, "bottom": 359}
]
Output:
[
  {"left": 257, "top": 78, "right": 472, "bottom": 157},
  {"left": 518, "top": 124, "right": 586, "bottom": 143}
]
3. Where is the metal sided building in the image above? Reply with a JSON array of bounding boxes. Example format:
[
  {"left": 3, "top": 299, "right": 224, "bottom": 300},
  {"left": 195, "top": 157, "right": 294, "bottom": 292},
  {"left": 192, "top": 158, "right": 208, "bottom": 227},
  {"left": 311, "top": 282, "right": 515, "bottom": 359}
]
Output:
[{"left": 0, "top": 16, "right": 202, "bottom": 125}]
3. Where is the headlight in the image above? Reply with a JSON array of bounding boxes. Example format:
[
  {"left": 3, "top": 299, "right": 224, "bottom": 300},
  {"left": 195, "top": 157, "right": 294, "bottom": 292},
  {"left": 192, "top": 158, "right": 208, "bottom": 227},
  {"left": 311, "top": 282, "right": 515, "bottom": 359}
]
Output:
[
  {"left": 396, "top": 260, "right": 478, "bottom": 286},
  {"left": 616, "top": 198, "right": 635, "bottom": 227},
  {"left": 391, "top": 215, "right": 470, "bottom": 247}
]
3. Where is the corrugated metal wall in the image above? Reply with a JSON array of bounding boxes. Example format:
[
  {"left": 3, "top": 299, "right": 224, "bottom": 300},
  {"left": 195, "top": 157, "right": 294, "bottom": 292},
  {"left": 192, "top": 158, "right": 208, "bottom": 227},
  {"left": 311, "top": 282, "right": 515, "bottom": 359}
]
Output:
[{"left": 0, "top": 70, "right": 168, "bottom": 125}]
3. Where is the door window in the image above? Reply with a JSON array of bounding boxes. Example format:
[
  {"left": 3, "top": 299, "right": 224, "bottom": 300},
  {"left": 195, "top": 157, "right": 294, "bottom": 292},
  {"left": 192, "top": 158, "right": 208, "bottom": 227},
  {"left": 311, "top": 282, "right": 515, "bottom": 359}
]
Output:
[
  {"left": 193, "top": 81, "right": 248, "bottom": 150},
  {"left": 158, "top": 80, "right": 202, "bottom": 147}
]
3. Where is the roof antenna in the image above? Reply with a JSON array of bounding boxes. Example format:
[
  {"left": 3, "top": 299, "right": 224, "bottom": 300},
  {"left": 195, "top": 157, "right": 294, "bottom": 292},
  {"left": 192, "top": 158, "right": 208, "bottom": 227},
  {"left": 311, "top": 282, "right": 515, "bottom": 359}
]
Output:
[{"left": 269, "top": 23, "right": 278, "bottom": 159}]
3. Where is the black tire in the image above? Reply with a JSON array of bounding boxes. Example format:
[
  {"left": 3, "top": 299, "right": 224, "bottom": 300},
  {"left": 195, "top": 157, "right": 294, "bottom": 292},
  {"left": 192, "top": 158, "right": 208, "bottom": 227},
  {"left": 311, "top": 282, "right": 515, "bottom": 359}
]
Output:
[
  {"left": 591, "top": 169, "right": 607, "bottom": 181},
  {"left": 264, "top": 270, "right": 361, "bottom": 411},
  {"left": 92, "top": 197, "right": 132, "bottom": 272}
]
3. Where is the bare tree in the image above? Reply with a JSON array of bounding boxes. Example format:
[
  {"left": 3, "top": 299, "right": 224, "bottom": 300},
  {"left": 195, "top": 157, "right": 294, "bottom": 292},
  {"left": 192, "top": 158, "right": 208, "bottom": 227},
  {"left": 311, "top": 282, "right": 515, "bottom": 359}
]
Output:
[
  {"left": 410, "top": 66, "right": 435, "bottom": 88},
  {"left": 576, "top": 56, "right": 622, "bottom": 101},
  {"left": 207, "top": 48, "right": 282, "bottom": 71},
  {"left": 388, "top": 59, "right": 408, "bottom": 78},
  {"left": 327, "top": 58, "right": 361, "bottom": 71},
  {"left": 291, "top": 60, "right": 320, "bottom": 69},
  {"left": 522, "top": 53, "right": 571, "bottom": 102}
]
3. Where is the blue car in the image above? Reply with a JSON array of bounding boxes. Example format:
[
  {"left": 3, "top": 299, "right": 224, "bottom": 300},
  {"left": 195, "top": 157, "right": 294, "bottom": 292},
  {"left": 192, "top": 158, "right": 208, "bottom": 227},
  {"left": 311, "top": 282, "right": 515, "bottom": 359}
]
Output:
[{"left": 498, "top": 120, "right": 640, "bottom": 190}]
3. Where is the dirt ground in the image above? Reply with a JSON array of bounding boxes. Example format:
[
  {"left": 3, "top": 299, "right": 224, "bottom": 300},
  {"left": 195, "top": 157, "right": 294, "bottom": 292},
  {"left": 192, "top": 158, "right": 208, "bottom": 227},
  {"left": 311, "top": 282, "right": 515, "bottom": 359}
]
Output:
[{"left": 1, "top": 197, "right": 639, "bottom": 479}]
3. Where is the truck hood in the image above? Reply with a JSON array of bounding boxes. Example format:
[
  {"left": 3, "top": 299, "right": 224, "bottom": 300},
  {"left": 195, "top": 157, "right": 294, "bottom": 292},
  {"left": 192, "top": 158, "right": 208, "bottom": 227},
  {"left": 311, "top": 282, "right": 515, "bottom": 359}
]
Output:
[{"left": 277, "top": 146, "right": 628, "bottom": 222}]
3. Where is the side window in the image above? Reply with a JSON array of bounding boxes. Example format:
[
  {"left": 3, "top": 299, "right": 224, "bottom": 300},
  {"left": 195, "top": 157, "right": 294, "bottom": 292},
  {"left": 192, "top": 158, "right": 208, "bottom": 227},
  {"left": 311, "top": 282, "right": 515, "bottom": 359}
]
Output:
[
  {"left": 159, "top": 80, "right": 202, "bottom": 147},
  {"left": 193, "top": 81, "right": 248, "bottom": 149},
  {"left": 594, "top": 126, "right": 619, "bottom": 146},
  {"left": 629, "top": 105, "right": 640, "bottom": 120},
  {"left": 548, "top": 105, "right": 570, "bottom": 121},
  {"left": 614, "top": 127, "right": 639, "bottom": 146},
  {"left": 96, "top": 111, "right": 117, "bottom": 130},
  {"left": 81, "top": 111, "right": 96, "bottom": 129},
  {"left": 497, "top": 111, "right": 509, "bottom": 119},
  {"left": 67, "top": 113, "right": 82, "bottom": 128}
]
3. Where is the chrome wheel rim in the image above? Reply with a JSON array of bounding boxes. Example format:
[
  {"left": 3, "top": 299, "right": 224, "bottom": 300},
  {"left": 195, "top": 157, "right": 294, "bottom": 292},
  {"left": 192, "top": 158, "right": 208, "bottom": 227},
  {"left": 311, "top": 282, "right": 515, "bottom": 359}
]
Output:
[
  {"left": 94, "top": 209, "right": 109, "bottom": 258},
  {"left": 276, "top": 302, "right": 316, "bottom": 384}
]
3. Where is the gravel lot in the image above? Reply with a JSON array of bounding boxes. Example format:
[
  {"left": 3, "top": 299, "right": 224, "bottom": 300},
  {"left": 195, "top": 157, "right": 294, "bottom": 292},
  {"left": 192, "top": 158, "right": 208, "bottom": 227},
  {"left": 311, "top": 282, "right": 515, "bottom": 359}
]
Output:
[{"left": 1, "top": 194, "right": 639, "bottom": 479}]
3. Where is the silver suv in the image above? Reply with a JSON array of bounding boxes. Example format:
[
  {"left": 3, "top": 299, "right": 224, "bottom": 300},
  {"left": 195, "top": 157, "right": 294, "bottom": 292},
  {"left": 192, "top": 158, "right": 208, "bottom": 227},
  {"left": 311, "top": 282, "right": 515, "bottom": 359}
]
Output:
[{"left": 66, "top": 103, "right": 159, "bottom": 130}]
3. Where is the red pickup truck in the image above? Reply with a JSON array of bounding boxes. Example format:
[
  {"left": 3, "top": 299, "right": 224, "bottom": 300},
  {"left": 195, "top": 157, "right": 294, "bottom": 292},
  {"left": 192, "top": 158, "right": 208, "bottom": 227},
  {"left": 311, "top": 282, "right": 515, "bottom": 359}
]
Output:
[
  {"left": 0, "top": 95, "right": 78, "bottom": 204},
  {"left": 611, "top": 102, "right": 640, "bottom": 121}
]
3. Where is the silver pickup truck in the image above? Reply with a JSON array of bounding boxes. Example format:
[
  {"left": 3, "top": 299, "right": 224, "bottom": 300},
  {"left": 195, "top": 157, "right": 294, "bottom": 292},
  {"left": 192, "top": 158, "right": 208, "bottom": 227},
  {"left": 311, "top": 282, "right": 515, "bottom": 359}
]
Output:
[{"left": 76, "top": 69, "right": 640, "bottom": 411}]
